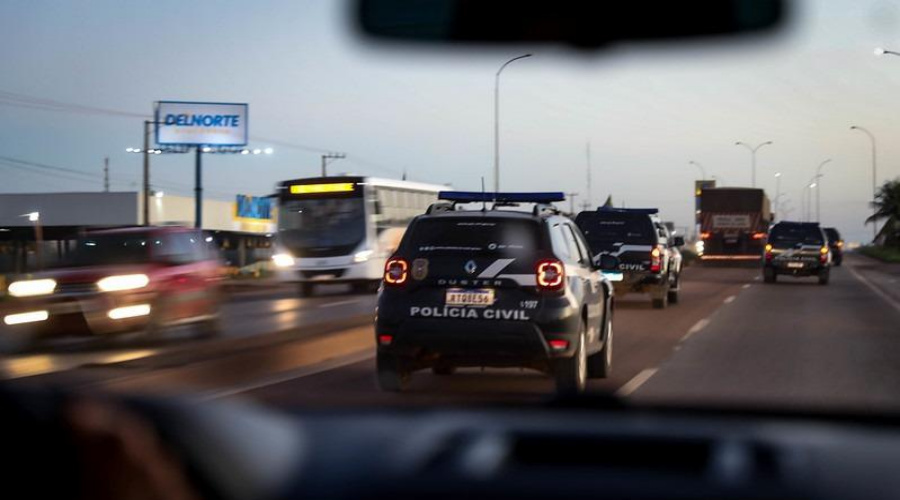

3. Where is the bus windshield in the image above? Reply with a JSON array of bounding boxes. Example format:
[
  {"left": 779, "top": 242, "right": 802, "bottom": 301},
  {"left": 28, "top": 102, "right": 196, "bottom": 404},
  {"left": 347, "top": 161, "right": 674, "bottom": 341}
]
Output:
[{"left": 278, "top": 198, "right": 366, "bottom": 252}]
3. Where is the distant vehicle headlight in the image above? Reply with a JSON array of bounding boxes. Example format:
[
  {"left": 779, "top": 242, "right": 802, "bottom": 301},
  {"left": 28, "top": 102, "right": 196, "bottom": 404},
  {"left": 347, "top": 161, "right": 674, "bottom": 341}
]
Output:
[
  {"left": 272, "top": 253, "right": 295, "bottom": 268},
  {"left": 8, "top": 279, "right": 57, "bottom": 297},
  {"left": 353, "top": 250, "right": 374, "bottom": 263},
  {"left": 97, "top": 274, "right": 150, "bottom": 292}
]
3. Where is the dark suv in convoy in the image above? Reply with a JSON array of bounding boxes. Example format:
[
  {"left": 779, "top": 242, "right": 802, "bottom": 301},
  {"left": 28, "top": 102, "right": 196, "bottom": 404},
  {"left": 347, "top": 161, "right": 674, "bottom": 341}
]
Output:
[
  {"left": 763, "top": 222, "right": 832, "bottom": 285},
  {"left": 0, "top": 226, "right": 223, "bottom": 352},
  {"left": 823, "top": 227, "right": 844, "bottom": 266},
  {"left": 375, "top": 192, "right": 618, "bottom": 394},
  {"left": 575, "top": 208, "right": 684, "bottom": 309}
]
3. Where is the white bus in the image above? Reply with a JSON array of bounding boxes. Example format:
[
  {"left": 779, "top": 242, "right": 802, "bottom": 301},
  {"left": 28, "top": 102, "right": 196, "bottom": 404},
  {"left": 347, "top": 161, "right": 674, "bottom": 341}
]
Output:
[{"left": 272, "top": 176, "right": 446, "bottom": 296}]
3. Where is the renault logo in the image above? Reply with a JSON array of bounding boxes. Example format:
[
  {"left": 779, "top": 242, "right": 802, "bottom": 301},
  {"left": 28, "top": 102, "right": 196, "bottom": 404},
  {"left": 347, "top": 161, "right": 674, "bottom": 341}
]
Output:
[{"left": 464, "top": 260, "right": 478, "bottom": 275}]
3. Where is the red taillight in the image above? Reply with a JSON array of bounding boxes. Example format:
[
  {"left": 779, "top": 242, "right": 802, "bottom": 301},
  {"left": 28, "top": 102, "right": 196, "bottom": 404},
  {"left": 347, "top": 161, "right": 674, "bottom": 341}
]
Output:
[
  {"left": 536, "top": 259, "right": 565, "bottom": 291},
  {"left": 548, "top": 339, "right": 569, "bottom": 350},
  {"left": 650, "top": 246, "right": 662, "bottom": 273},
  {"left": 378, "top": 334, "right": 393, "bottom": 345},
  {"left": 384, "top": 258, "right": 408, "bottom": 286},
  {"left": 700, "top": 232, "right": 711, "bottom": 240},
  {"left": 752, "top": 232, "right": 766, "bottom": 240}
]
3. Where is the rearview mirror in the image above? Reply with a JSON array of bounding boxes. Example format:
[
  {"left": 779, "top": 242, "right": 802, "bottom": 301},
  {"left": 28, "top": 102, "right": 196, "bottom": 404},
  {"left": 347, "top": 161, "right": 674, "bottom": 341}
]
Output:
[
  {"left": 596, "top": 254, "right": 620, "bottom": 271},
  {"left": 357, "top": 0, "right": 785, "bottom": 48},
  {"left": 673, "top": 236, "right": 685, "bottom": 247}
]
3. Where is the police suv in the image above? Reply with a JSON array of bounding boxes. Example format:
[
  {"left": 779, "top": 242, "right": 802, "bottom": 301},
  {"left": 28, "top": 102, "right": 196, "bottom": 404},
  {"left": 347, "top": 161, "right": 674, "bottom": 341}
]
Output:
[
  {"left": 763, "top": 221, "right": 832, "bottom": 285},
  {"left": 575, "top": 207, "right": 684, "bottom": 309},
  {"left": 375, "top": 192, "right": 619, "bottom": 394}
]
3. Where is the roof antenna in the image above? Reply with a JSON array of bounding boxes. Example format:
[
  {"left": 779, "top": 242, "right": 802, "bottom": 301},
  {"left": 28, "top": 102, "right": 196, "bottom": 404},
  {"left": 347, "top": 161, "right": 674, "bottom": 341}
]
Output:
[{"left": 481, "top": 176, "right": 487, "bottom": 212}]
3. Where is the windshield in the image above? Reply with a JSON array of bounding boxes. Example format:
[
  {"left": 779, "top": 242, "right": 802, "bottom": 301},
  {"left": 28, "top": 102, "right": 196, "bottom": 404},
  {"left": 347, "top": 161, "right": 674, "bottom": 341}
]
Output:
[
  {"left": 406, "top": 217, "right": 541, "bottom": 257},
  {"left": 278, "top": 198, "right": 366, "bottom": 250},
  {"left": 67, "top": 234, "right": 152, "bottom": 267},
  {"left": 575, "top": 213, "right": 656, "bottom": 248},
  {"left": 5, "top": 1, "right": 900, "bottom": 483},
  {"left": 769, "top": 225, "right": 825, "bottom": 247}
]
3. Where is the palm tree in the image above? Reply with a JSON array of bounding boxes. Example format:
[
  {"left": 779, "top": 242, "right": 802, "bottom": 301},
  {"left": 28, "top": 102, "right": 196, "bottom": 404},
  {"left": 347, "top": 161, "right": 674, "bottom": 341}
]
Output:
[{"left": 867, "top": 179, "right": 900, "bottom": 247}]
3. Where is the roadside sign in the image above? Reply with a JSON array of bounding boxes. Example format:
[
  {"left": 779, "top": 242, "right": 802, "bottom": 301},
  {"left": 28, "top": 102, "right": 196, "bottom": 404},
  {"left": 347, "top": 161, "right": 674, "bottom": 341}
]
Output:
[{"left": 155, "top": 101, "right": 248, "bottom": 146}]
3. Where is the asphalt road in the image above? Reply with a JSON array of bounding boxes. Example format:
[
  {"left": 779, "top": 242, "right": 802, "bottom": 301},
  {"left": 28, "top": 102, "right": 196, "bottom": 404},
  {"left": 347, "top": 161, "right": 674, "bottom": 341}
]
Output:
[{"left": 6, "top": 254, "right": 900, "bottom": 415}]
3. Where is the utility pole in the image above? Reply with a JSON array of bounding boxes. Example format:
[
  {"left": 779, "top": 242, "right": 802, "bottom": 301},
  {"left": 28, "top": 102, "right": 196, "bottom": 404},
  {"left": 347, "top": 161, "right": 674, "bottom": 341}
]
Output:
[
  {"left": 195, "top": 147, "right": 203, "bottom": 228},
  {"left": 321, "top": 153, "right": 346, "bottom": 177},
  {"left": 567, "top": 192, "right": 579, "bottom": 214},
  {"left": 103, "top": 157, "right": 110, "bottom": 192}
]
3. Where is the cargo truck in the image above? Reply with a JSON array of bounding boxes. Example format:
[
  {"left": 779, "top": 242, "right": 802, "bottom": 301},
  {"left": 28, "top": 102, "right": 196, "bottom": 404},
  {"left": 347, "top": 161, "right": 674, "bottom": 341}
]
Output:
[{"left": 698, "top": 188, "right": 772, "bottom": 263}]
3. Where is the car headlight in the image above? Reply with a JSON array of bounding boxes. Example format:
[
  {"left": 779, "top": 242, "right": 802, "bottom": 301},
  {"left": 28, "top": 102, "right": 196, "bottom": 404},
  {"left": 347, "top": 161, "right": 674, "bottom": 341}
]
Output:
[
  {"left": 353, "top": 250, "right": 374, "bottom": 263},
  {"left": 8, "top": 279, "right": 57, "bottom": 297},
  {"left": 272, "top": 253, "right": 295, "bottom": 268},
  {"left": 97, "top": 274, "right": 150, "bottom": 292}
]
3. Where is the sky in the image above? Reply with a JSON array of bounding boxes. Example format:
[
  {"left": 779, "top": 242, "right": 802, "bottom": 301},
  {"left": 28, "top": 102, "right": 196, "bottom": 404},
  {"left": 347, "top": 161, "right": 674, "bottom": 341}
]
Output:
[{"left": 2, "top": 0, "right": 900, "bottom": 243}]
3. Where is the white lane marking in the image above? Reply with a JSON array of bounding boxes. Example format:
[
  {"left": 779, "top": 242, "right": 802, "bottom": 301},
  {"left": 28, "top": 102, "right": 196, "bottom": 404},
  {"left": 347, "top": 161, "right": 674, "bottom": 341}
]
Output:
[
  {"left": 742, "top": 284, "right": 752, "bottom": 289},
  {"left": 681, "top": 318, "right": 710, "bottom": 342},
  {"left": 318, "top": 299, "right": 363, "bottom": 309},
  {"left": 202, "top": 349, "right": 374, "bottom": 400},
  {"left": 616, "top": 368, "right": 658, "bottom": 397},
  {"left": 477, "top": 258, "right": 515, "bottom": 278},
  {"left": 848, "top": 265, "right": 900, "bottom": 315},
  {"left": 724, "top": 295, "right": 736, "bottom": 304}
]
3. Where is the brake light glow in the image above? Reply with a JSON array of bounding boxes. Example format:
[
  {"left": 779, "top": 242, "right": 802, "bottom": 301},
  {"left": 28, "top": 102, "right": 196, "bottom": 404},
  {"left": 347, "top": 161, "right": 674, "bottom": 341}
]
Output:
[
  {"left": 820, "top": 246, "right": 829, "bottom": 263},
  {"left": 536, "top": 259, "right": 565, "bottom": 291},
  {"left": 765, "top": 243, "right": 773, "bottom": 261},
  {"left": 700, "top": 232, "right": 711, "bottom": 240},
  {"left": 548, "top": 339, "right": 569, "bottom": 350},
  {"left": 752, "top": 232, "right": 766, "bottom": 240},
  {"left": 650, "top": 246, "right": 662, "bottom": 273},
  {"left": 378, "top": 334, "right": 393, "bottom": 346},
  {"left": 837, "top": 241, "right": 844, "bottom": 248},
  {"left": 384, "top": 258, "right": 409, "bottom": 286}
]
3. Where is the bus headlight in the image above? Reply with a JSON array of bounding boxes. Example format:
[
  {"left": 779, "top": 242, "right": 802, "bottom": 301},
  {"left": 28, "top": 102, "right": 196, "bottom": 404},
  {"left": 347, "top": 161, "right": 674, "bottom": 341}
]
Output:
[
  {"left": 353, "top": 250, "right": 374, "bottom": 263},
  {"left": 8, "top": 279, "right": 57, "bottom": 297},
  {"left": 272, "top": 253, "right": 295, "bottom": 268}
]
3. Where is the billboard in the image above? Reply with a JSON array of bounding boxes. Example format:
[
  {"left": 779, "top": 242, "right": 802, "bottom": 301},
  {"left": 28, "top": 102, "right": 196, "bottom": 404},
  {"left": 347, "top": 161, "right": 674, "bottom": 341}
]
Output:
[
  {"left": 155, "top": 101, "right": 248, "bottom": 146},
  {"left": 234, "top": 195, "right": 273, "bottom": 221}
]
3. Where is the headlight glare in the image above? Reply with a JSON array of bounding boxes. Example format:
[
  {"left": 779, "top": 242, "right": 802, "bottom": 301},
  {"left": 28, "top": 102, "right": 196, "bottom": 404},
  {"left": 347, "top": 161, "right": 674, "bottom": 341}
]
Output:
[
  {"left": 97, "top": 274, "right": 149, "bottom": 292},
  {"left": 8, "top": 279, "right": 57, "bottom": 297},
  {"left": 353, "top": 250, "right": 374, "bottom": 263},
  {"left": 272, "top": 253, "right": 295, "bottom": 268}
]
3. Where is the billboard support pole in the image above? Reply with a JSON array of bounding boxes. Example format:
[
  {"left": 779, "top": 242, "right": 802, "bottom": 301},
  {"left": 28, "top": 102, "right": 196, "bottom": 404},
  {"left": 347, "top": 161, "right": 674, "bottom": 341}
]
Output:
[
  {"left": 195, "top": 147, "right": 203, "bottom": 229},
  {"left": 143, "top": 120, "right": 151, "bottom": 226}
]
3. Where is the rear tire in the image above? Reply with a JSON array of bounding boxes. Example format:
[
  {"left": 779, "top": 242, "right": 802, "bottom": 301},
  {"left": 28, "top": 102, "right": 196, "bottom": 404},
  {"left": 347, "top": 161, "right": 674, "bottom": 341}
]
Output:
[
  {"left": 667, "top": 288, "right": 679, "bottom": 304},
  {"left": 376, "top": 352, "right": 410, "bottom": 392},
  {"left": 431, "top": 364, "right": 456, "bottom": 376},
  {"left": 763, "top": 267, "right": 777, "bottom": 283},
  {"left": 652, "top": 291, "right": 668, "bottom": 309},
  {"left": 818, "top": 269, "right": 830, "bottom": 286},
  {"left": 834, "top": 258, "right": 842, "bottom": 267},
  {"left": 299, "top": 282, "right": 315, "bottom": 297},
  {"left": 588, "top": 313, "right": 613, "bottom": 379},
  {"left": 554, "top": 323, "right": 587, "bottom": 394}
]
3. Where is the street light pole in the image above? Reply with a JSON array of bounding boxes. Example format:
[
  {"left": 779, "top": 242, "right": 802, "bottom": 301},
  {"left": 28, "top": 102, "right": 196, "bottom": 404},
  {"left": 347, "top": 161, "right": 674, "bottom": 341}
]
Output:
[
  {"left": 815, "top": 159, "right": 831, "bottom": 223},
  {"left": 321, "top": 153, "right": 346, "bottom": 177},
  {"left": 494, "top": 53, "right": 532, "bottom": 192},
  {"left": 774, "top": 172, "right": 782, "bottom": 221},
  {"left": 850, "top": 125, "right": 878, "bottom": 242},
  {"left": 735, "top": 140, "right": 773, "bottom": 188},
  {"left": 143, "top": 120, "right": 151, "bottom": 226},
  {"left": 688, "top": 160, "right": 707, "bottom": 180}
]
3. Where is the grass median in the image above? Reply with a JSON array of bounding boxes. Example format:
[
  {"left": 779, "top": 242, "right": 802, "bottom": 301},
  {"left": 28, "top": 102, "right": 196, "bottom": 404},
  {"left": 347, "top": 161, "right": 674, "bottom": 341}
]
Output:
[{"left": 858, "top": 246, "right": 900, "bottom": 263}]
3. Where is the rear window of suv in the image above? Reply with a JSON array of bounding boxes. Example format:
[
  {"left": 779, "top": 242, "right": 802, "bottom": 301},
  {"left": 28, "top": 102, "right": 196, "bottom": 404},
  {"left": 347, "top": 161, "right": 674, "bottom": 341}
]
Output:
[
  {"left": 769, "top": 224, "right": 824, "bottom": 247},
  {"left": 405, "top": 217, "right": 541, "bottom": 256},
  {"left": 575, "top": 212, "right": 656, "bottom": 247}
]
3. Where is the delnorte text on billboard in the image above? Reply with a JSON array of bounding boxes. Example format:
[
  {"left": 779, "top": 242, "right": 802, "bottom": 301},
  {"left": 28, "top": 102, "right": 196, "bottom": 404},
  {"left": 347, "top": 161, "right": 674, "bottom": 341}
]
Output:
[{"left": 155, "top": 101, "right": 248, "bottom": 146}]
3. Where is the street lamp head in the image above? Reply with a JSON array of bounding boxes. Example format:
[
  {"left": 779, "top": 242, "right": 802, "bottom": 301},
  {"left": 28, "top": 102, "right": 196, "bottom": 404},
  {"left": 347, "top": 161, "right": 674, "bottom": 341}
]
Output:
[
  {"left": 775, "top": 172, "right": 782, "bottom": 178},
  {"left": 763, "top": 141, "right": 773, "bottom": 146},
  {"left": 264, "top": 147, "right": 274, "bottom": 155},
  {"left": 26, "top": 212, "right": 40, "bottom": 222},
  {"left": 875, "top": 47, "right": 886, "bottom": 56}
]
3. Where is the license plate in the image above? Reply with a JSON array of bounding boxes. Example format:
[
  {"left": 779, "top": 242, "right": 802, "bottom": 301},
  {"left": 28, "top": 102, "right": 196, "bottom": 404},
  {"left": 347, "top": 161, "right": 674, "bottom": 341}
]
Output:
[
  {"left": 787, "top": 262, "right": 804, "bottom": 269},
  {"left": 445, "top": 288, "right": 495, "bottom": 306},
  {"left": 604, "top": 271, "right": 624, "bottom": 282}
]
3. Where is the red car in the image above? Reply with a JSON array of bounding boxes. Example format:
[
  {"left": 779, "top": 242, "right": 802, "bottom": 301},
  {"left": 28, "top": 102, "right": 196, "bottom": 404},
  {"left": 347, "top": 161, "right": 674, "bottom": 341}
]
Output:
[{"left": 0, "top": 226, "right": 223, "bottom": 353}]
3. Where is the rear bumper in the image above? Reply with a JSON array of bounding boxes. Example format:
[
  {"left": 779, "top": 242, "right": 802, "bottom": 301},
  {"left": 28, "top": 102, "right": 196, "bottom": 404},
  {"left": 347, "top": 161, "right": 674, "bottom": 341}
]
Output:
[
  {"left": 376, "top": 315, "right": 580, "bottom": 369},
  {"left": 765, "top": 260, "right": 827, "bottom": 276},
  {"left": 613, "top": 272, "right": 665, "bottom": 295}
]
